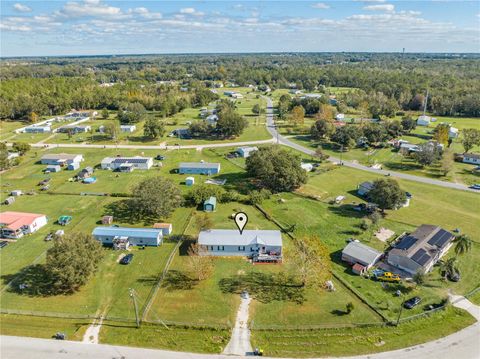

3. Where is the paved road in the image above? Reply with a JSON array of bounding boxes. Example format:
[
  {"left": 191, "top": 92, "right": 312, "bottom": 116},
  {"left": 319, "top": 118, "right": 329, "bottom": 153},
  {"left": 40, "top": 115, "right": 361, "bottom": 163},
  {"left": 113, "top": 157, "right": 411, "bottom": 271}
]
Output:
[
  {"left": 26, "top": 138, "right": 275, "bottom": 150},
  {"left": 2, "top": 321, "right": 479, "bottom": 359},
  {"left": 263, "top": 97, "right": 478, "bottom": 193}
]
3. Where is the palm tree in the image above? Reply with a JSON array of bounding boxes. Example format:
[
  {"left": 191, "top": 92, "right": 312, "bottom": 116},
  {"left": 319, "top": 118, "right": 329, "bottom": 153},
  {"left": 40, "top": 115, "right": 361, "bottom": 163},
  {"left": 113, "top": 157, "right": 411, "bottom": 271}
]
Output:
[
  {"left": 454, "top": 235, "right": 472, "bottom": 256},
  {"left": 439, "top": 257, "right": 459, "bottom": 280}
]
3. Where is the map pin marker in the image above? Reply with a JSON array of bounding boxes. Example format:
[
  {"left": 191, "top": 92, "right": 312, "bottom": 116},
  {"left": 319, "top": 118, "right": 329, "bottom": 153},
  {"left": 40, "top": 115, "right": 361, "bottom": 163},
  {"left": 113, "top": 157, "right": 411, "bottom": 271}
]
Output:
[{"left": 234, "top": 212, "right": 248, "bottom": 235}]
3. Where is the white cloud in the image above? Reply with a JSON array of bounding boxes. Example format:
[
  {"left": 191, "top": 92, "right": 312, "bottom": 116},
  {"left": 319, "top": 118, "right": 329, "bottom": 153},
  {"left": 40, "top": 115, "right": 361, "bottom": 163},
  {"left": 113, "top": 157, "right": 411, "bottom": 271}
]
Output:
[
  {"left": 13, "top": 3, "right": 32, "bottom": 12},
  {"left": 179, "top": 7, "right": 204, "bottom": 16},
  {"left": 180, "top": 8, "right": 195, "bottom": 14},
  {"left": 57, "top": 0, "right": 123, "bottom": 18},
  {"left": 312, "top": 3, "right": 330, "bottom": 9},
  {"left": 364, "top": 4, "right": 395, "bottom": 12}
]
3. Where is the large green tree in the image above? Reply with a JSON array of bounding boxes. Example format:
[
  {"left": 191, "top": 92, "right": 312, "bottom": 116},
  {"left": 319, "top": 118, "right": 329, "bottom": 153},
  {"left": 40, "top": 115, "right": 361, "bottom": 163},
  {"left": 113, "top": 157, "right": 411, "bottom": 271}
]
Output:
[
  {"left": 246, "top": 146, "right": 307, "bottom": 192},
  {"left": 216, "top": 109, "right": 248, "bottom": 138},
  {"left": 46, "top": 233, "right": 103, "bottom": 294},
  {"left": 117, "top": 102, "right": 146, "bottom": 124},
  {"left": 143, "top": 118, "right": 165, "bottom": 139},
  {"left": 311, "top": 119, "right": 334, "bottom": 140},
  {"left": 461, "top": 128, "right": 480, "bottom": 153},
  {"left": 130, "top": 177, "right": 183, "bottom": 219},
  {"left": 331, "top": 125, "right": 361, "bottom": 149},
  {"left": 368, "top": 178, "right": 406, "bottom": 212}
]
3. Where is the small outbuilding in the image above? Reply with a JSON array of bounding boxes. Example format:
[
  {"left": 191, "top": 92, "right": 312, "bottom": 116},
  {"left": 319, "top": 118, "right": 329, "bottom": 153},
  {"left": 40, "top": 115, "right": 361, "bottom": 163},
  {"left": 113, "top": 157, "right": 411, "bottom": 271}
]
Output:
[
  {"left": 341, "top": 241, "right": 382, "bottom": 270},
  {"left": 301, "top": 163, "right": 313, "bottom": 172},
  {"left": 120, "top": 125, "right": 137, "bottom": 133},
  {"left": 45, "top": 165, "right": 61, "bottom": 173},
  {"left": 417, "top": 115, "right": 431, "bottom": 126},
  {"left": 237, "top": 146, "right": 258, "bottom": 158},
  {"left": 3, "top": 197, "right": 15, "bottom": 205},
  {"left": 67, "top": 162, "right": 80, "bottom": 170},
  {"left": 153, "top": 223, "right": 173, "bottom": 236},
  {"left": 357, "top": 181, "right": 374, "bottom": 197},
  {"left": 185, "top": 177, "right": 195, "bottom": 186},
  {"left": 102, "top": 215, "right": 113, "bottom": 225},
  {"left": 203, "top": 197, "right": 217, "bottom": 212}
]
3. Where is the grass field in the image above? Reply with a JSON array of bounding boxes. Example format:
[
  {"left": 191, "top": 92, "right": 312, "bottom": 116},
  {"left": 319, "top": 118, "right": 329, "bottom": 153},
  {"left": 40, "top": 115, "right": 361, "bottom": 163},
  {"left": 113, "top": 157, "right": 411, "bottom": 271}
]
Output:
[
  {"left": 256, "top": 165, "right": 480, "bottom": 321},
  {"left": 0, "top": 147, "right": 247, "bottom": 196},
  {"left": 1, "top": 136, "right": 479, "bottom": 353},
  {"left": 251, "top": 306, "right": 475, "bottom": 357},
  {"left": 0, "top": 314, "right": 90, "bottom": 341},
  {"left": 100, "top": 321, "right": 230, "bottom": 354}
]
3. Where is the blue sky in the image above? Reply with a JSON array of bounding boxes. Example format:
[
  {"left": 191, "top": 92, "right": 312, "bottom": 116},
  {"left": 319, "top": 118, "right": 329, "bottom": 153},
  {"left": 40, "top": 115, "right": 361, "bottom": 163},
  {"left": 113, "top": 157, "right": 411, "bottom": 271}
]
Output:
[{"left": 1, "top": 1, "right": 479, "bottom": 57}]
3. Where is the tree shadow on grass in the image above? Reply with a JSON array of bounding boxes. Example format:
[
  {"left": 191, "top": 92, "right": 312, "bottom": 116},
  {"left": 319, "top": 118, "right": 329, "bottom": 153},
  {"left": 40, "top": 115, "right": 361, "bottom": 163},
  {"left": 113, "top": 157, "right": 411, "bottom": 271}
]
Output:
[
  {"left": 103, "top": 199, "right": 159, "bottom": 225},
  {"left": 328, "top": 204, "right": 365, "bottom": 220},
  {"left": 161, "top": 270, "right": 199, "bottom": 290},
  {"left": 1, "top": 264, "right": 56, "bottom": 297},
  {"left": 218, "top": 271, "right": 305, "bottom": 304},
  {"left": 331, "top": 309, "right": 348, "bottom": 316}
]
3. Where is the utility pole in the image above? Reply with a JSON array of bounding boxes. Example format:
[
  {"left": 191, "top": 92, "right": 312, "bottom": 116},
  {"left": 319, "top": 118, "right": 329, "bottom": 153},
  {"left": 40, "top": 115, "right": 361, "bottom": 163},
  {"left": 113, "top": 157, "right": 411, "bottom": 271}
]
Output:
[{"left": 129, "top": 288, "right": 140, "bottom": 328}]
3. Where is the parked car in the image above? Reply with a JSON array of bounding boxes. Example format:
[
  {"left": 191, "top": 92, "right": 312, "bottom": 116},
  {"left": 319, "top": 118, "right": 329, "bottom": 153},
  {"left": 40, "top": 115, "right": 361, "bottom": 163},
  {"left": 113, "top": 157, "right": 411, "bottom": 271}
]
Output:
[
  {"left": 54, "top": 332, "right": 66, "bottom": 340},
  {"left": 404, "top": 296, "right": 422, "bottom": 309},
  {"left": 469, "top": 184, "right": 480, "bottom": 190},
  {"left": 155, "top": 155, "right": 165, "bottom": 160},
  {"left": 120, "top": 253, "right": 134, "bottom": 265}
]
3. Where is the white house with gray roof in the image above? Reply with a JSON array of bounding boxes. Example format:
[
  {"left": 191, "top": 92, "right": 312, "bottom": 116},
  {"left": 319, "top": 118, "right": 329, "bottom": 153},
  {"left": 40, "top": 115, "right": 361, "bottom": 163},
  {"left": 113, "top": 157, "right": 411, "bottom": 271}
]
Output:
[
  {"left": 179, "top": 162, "right": 221, "bottom": 175},
  {"left": 101, "top": 156, "right": 153, "bottom": 171},
  {"left": 41, "top": 153, "right": 84, "bottom": 166},
  {"left": 198, "top": 229, "right": 282, "bottom": 258}
]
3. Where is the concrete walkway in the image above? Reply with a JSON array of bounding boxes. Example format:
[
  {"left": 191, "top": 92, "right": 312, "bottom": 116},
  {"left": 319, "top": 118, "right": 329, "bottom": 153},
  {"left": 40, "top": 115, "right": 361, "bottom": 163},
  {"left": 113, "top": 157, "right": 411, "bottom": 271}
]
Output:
[
  {"left": 222, "top": 294, "right": 253, "bottom": 356},
  {"left": 450, "top": 294, "right": 480, "bottom": 320},
  {"left": 82, "top": 317, "right": 103, "bottom": 344}
]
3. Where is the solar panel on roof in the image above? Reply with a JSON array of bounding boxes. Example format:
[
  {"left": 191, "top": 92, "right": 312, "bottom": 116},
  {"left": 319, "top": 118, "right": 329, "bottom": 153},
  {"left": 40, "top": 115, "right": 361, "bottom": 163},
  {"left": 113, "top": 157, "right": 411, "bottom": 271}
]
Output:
[
  {"left": 427, "top": 229, "right": 452, "bottom": 248},
  {"left": 411, "top": 248, "right": 431, "bottom": 266},
  {"left": 113, "top": 158, "right": 148, "bottom": 164},
  {"left": 396, "top": 235, "right": 417, "bottom": 250}
]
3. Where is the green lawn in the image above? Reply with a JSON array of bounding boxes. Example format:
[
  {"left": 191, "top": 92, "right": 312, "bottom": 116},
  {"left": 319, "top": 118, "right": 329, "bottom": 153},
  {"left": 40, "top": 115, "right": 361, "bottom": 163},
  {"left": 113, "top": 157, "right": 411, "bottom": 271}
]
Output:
[
  {"left": 0, "top": 314, "right": 90, "bottom": 341},
  {"left": 257, "top": 165, "right": 480, "bottom": 321},
  {"left": 100, "top": 321, "right": 230, "bottom": 354},
  {"left": 0, "top": 147, "right": 247, "bottom": 196},
  {"left": 251, "top": 306, "right": 475, "bottom": 357},
  {"left": 146, "top": 202, "right": 279, "bottom": 326}
]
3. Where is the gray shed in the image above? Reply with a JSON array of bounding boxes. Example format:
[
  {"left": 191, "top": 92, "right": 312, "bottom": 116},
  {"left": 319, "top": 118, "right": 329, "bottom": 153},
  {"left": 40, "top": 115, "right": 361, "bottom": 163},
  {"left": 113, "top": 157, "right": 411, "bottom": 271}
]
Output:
[{"left": 341, "top": 241, "right": 382, "bottom": 269}]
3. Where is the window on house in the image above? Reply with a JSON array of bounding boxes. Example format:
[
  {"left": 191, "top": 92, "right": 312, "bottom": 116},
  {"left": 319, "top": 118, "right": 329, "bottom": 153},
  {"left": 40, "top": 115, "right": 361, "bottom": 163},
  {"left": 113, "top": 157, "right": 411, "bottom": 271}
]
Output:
[{"left": 222, "top": 246, "right": 224, "bottom": 251}]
